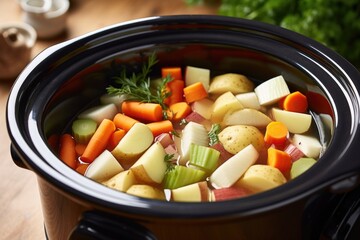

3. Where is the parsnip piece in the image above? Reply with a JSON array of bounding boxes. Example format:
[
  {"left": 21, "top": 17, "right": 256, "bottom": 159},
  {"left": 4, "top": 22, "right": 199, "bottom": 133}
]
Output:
[
  {"left": 78, "top": 103, "right": 118, "bottom": 125},
  {"left": 111, "top": 123, "right": 154, "bottom": 168},
  {"left": 171, "top": 181, "right": 209, "bottom": 202},
  {"left": 185, "top": 66, "right": 210, "bottom": 91},
  {"left": 218, "top": 125, "right": 265, "bottom": 154},
  {"left": 210, "top": 144, "right": 259, "bottom": 189},
  {"left": 222, "top": 108, "right": 272, "bottom": 128},
  {"left": 271, "top": 108, "right": 312, "bottom": 134},
  {"left": 254, "top": 75, "right": 290, "bottom": 105},
  {"left": 126, "top": 184, "right": 165, "bottom": 200},
  {"left": 102, "top": 170, "right": 137, "bottom": 192},
  {"left": 291, "top": 134, "right": 322, "bottom": 159},
  {"left": 236, "top": 165, "right": 286, "bottom": 193},
  {"left": 85, "top": 150, "right": 124, "bottom": 182},
  {"left": 209, "top": 73, "right": 254, "bottom": 95},
  {"left": 130, "top": 142, "right": 167, "bottom": 184},
  {"left": 211, "top": 91, "right": 243, "bottom": 123}
]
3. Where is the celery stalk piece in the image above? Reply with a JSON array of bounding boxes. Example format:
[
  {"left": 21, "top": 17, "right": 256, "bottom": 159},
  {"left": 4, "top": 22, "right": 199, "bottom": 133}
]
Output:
[
  {"left": 164, "top": 165, "right": 206, "bottom": 189},
  {"left": 72, "top": 118, "right": 98, "bottom": 144},
  {"left": 189, "top": 144, "right": 220, "bottom": 174},
  {"left": 290, "top": 157, "right": 317, "bottom": 179}
]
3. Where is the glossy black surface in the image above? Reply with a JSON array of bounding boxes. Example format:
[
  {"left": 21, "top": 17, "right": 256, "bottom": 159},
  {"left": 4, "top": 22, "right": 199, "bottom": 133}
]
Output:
[{"left": 6, "top": 15, "right": 360, "bottom": 239}]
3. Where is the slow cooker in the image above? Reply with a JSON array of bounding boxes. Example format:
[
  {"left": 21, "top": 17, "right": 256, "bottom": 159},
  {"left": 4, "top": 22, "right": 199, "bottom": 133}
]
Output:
[{"left": 6, "top": 15, "right": 360, "bottom": 240}]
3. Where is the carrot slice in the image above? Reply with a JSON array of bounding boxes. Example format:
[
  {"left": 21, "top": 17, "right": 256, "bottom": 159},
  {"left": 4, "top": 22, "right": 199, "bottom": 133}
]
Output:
[
  {"left": 75, "top": 143, "right": 87, "bottom": 156},
  {"left": 164, "top": 79, "right": 185, "bottom": 105},
  {"left": 167, "top": 102, "right": 192, "bottom": 121},
  {"left": 113, "top": 113, "right": 139, "bottom": 132},
  {"left": 280, "top": 91, "right": 308, "bottom": 113},
  {"left": 81, "top": 119, "right": 116, "bottom": 163},
  {"left": 107, "top": 129, "right": 126, "bottom": 151},
  {"left": 122, "top": 101, "right": 163, "bottom": 122},
  {"left": 161, "top": 67, "right": 182, "bottom": 80},
  {"left": 59, "top": 134, "right": 77, "bottom": 169},
  {"left": 183, "top": 82, "right": 208, "bottom": 103},
  {"left": 264, "top": 121, "right": 288, "bottom": 146},
  {"left": 147, "top": 120, "right": 174, "bottom": 137},
  {"left": 267, "top": 147, "right": 292, "bottom": 173},
  {"left": 75, "top": 163, "right": 89, "bottom": 175}
]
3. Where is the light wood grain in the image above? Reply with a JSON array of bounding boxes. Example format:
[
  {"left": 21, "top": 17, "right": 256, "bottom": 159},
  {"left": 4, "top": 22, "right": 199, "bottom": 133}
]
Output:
[{"left": 0, "top": 1, "right": 217, "bottom": 239}]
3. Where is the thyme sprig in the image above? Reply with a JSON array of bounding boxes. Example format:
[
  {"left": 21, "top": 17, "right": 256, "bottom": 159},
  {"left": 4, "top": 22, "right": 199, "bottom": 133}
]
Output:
[{"left": 106, "top": 53, "right": 171, "bottom": 109}]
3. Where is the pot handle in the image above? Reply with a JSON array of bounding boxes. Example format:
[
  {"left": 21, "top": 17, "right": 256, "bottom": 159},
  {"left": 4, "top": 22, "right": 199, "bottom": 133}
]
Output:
[
  {"left": 69, "top": 211, "right": 157, "bottom": 240},
  {"left": 10, "top": 144, "right": 28, "bottom": 169}
]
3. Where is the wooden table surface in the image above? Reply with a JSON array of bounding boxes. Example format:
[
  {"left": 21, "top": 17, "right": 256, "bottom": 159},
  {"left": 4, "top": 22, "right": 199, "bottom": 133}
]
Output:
[{"left": 0, "top": 1, "right": 217, "bottom": 239}]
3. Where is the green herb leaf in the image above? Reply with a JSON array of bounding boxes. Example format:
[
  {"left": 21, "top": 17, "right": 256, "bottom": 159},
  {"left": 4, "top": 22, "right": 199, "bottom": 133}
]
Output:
[{"left": 208, "top": 123, "right": 221, "bottom": 146}]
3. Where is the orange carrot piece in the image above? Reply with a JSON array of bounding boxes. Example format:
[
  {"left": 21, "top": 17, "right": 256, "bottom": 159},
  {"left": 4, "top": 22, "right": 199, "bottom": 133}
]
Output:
[
  {"left": 147, "top": 120, "right": 174, "bottom": 137},
  {"left": 59, "top": 134, "right": 77, "bottom": 169},
  {"left": 122, "top": 101, "right": 163, "bottom": 122},
  {"left": 113, "top": 113, "right": 139, "bottom": 132},
  {"left": 75, "top": 143, "right": 87, "bottom": 156},
  {"left": 264, "top": 121, "right": 288, "bottom": 146},
  {"left": 167, "top": 101, "right": 192, "bottom": 121},
  {"left": 281, "top": 91, "right": 308, "bottom": 113},
  {"left": 267, "top": 147, "right": 292, "bottom": 173},
  {"left": 183, "top": 82, "right": 208, "bottom": 103},
  {"left": 107, "top": 129, "right": 126, "bottom": 151},
  {"left": 75, "top": 163, "right": 89, "bottom": 175},
  {"left": 161, "top": 67, "right": 182, "bottom": 80},
  {"left": 81, "top": 119, "right": 116, "bottom": 163},
  {"left": 47, "top": 134, "right": 59, "bottom": 153},
  {"left": 164, "top": 79, "right": 185, "bottom": 105}
]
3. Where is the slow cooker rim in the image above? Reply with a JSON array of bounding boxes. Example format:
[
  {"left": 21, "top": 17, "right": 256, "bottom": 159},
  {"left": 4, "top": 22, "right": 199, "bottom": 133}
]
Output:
[{"left": 7, "top": 15, "right": 360, "bottom": 218}]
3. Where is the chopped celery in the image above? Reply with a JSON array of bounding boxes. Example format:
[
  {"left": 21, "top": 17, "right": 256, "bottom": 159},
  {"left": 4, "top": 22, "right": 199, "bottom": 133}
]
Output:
[
  {"left": 290, "top": 157, "right": 317, "bottom": 179},
  {"left": 72, "top": 118, "right": 97, "bottom": 144},
  {"left": 163, "top": 165, "right": 206, "bottom": 189},
  {"left": 189, "top": 144, "right": 220, "bottom": 174}
]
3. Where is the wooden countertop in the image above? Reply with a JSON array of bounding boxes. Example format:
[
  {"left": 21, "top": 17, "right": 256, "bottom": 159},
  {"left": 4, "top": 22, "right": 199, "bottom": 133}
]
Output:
[{"left": 0, "top": 1, "right": 217, "bottom": 239}]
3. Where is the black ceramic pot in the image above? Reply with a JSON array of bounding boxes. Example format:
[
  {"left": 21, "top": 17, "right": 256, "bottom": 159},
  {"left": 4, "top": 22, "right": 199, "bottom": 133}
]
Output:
[{"left": 6, "top": 15, "right": 360, "bottom": 240}]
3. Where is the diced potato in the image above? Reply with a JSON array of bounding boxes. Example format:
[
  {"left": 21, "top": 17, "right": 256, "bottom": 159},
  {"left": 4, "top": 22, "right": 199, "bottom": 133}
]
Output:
[
  {"left": 126, "top": 184, "right": 165, "bottom": 200},
  {"left": 235, "top": 92, "right": 262, "bottom": 110},
  {"left": 78, "top": 103, "right": 118, "bottom": 125},
  {"left": 271, "top": 108, "right": 312, "bottom": 134},
  {"left": 171, "top": 181, "right": 209, "bottom": 202},
  {"left": 222, "top": 108, "right": 272, "bottom": 128},
  {"left": 185, "top": 66, "right": 210, "bottom": 91},
  {"left": 191, "top": 98, "right": 214, "bottom": 120},
  {"left": 236, "top": 165, "right": 286, "bottom": 193},
  {"left": 291, "top": 134, "right": 322, "bottom": 159},
  {"left": 209, "top": 73, "right": 254, "bottom": 95},
  {"left": 102, "top": 170, "right": 137, "bottom": 192},
  {"left": 218, "top": 125, "right": 265, "bottom": 154},
  {"left": 211, "top": 91, "right": 243, "bottom": 123}
]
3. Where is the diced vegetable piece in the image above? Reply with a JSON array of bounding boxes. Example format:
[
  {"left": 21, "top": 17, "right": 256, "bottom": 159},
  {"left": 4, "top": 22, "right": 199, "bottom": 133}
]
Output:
[
  {"left": 121, "top": 101, "right": 163, "bottom": 122},
  {"left": 59, "top": 134, "right": 77, "bottom": 169},
  {"left": 210, "top": 144, "right": 259, "bottom": 189},
  {"left": 161, "top": 67, "right": 182, "bottom": 80},
  {"left": 155, "top": 133, "right": 174, "bottom": 148},
  {"left": 264, "top": 121, "right": 288, "bottom": 146},
  {"left": 284, "top": 143, "right": 304, "bottom": 162},
  {"left": 72, "top": 119, "right": 98, "bottom": 144},
  {"left": 218, "top": 125, "right": 265, "bottom": 154},
  {"left": 81, "top": 119, "right": 116, "bottom": 163},
  {"left": 211, "top": 91, "right": 243, "bottom": 123},
  {"left": 130, "top": 142, "right": 167, "bottom": 184},
  {"left": 180, "top": 121, "right": 209, "bottom": 164},
  {"left": 191, "top": 98, "right": 214, "bottom": 120},
  {"left": 189, "top": 144, "right": 220, "bottom": 174},
  {"left": 171, "top": 181, "right": 209, "bottom": 202},
  {"left": 103, "top": 170, "right": 137, "bottom": 192},
  {"left": 164, "top": 165, "right": 206, "bottom": 189},
  {"left": 209, "top": 73, "right": 254, "bottom": 95},
  {"left": 235, "top": 92, "right": 262, "bottom": 110},
  {"left": 167, "top": 102, "right": 192, "bottom": 121},
  {"left": 185, "top": 66, "right": 210, "bottom": 91},
  {"left": 290, "top": 157, "right": 317, "bottom": 179},
  {"left": 107, "top": 129, "right": 126, "bottom": 151},
  {"left": 267, "top": 147, "right": 292, "bottom": 174},
  {"left": 279, "top": 91, "right": 308, "bottom": 113},
  {"left": 75, "top": 163, "right": 89, "bottom": 175},
  {"left": 99, "top": 93, "right": 127, "bottom": 112},
  {"left": 126, "top": 184, "right": 166, "bottom": 200},
  {"left": 78, "top": 103, "right": 118, "bottom": 125},
  {"left": 211, "top": 186, "right": 249, "bottom": 202},
  {"left": 183, "top": 82, "right": 208, "bottom": 103},
  {"left": 291, "top": 134, "right": 322, "bottom": 159},
  {"left": 113, "top": 113, "right": 139, "bottom": 132},
  {"left": 85, "top": 150, "right": 124, "bottom": 182},
  {"left": 254, "top": 75, "right": 290, "bottom": 105},
  {"left": 222, "top": 108, "right": 272, "bottom": 128},
  {"left": 271, "top": 107, "right": 312, "bottom": 134},
  {"left": 184, "top": 111, "right": 206, "bottom": 124},
  {"left": 236, "top": 165, "right": 287, "bottom": 193},
  {"left": 164, "top": 79, "right": 185, "bottom": 105},
  {"left": 111, "top": 123, "right": 154, "bottom": 168},
  {"left": 146, "top": 120, "right": 174, "bottom": 137}
]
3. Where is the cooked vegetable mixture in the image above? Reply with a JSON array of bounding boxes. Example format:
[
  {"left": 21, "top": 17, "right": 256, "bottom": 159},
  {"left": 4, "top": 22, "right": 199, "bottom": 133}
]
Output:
[{"left": 53, "top": 54, "right": 329, "bottom": 202}]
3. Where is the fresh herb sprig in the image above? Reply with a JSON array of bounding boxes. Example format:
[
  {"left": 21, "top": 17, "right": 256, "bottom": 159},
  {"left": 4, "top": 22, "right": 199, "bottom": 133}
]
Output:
[
  {"left": 208, "top": 123, "right": 221, "bottom": 146},
  {"left": 164, "top": 153, "right": 176, "bottom": 173},
  {"left": 106, "top": 53, "right": 172, "bottom": 109}
]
